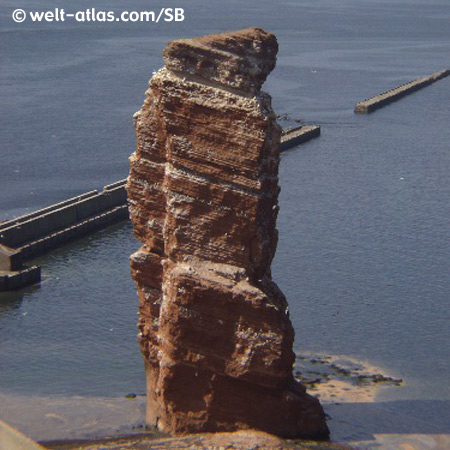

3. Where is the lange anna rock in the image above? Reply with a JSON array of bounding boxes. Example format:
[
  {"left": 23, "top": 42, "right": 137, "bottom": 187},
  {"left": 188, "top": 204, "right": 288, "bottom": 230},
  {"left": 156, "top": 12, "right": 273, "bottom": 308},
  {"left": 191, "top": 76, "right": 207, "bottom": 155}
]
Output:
[{"left": 126, "top": 27, "right": 329, "bottom": 439}]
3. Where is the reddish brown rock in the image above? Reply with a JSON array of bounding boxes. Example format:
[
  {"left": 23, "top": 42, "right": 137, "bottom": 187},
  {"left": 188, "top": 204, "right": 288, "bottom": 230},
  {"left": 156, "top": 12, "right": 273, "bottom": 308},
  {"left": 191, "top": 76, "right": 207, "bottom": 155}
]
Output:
[{"left": 126, "top": 27, "right": 329, "bottom": 439}]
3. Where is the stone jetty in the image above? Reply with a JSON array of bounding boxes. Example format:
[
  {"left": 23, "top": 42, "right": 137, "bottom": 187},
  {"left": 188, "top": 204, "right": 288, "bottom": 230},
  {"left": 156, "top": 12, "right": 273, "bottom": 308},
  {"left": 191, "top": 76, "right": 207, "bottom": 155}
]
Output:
[
  {"left": 127, "top": 27, "right": 329, "bottom": 439},
  {"left": 0, "top": 181, "right": 127, "bottom": 291},
  {"left": 281, "top": 125, "right": 320, "bottom": 151},
  {"left": 355, "top": 69, "right": 450, "bottom": 114}
]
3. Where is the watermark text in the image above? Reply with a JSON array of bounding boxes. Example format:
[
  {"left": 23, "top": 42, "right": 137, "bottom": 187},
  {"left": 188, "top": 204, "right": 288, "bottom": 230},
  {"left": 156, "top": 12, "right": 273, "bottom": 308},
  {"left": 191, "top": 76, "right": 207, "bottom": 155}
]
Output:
[{"left": 12, "top": 8, "right": 185, "bottom": 24}]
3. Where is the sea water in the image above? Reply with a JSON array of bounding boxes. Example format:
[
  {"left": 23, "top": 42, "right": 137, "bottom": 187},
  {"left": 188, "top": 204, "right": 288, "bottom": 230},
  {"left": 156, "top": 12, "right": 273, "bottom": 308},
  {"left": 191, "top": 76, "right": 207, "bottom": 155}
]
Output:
[{"left": 1, "top": 0, "right": 449, "bottom": 442}]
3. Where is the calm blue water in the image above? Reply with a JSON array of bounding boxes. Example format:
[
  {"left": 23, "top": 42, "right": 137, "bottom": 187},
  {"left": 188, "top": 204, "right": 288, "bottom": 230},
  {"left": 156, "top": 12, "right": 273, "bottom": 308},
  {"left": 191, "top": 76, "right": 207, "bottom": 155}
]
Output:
[{"left": 1, "top": 0, "right": 449, "bottom": 440}]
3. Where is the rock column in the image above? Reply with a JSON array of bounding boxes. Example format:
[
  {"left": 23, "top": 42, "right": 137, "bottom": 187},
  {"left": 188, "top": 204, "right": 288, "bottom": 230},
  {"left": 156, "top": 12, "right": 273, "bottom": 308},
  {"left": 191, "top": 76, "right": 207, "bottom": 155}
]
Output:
[{"left": 127, "top": 27, "right": 329, "bottom": 439}]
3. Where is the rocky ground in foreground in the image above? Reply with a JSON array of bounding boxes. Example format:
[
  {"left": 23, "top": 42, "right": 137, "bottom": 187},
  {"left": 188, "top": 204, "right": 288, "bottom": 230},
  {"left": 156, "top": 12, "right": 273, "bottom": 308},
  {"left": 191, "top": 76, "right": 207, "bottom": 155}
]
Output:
[{"left": 43, "top": 429, "right": 351, "bottom": 449}]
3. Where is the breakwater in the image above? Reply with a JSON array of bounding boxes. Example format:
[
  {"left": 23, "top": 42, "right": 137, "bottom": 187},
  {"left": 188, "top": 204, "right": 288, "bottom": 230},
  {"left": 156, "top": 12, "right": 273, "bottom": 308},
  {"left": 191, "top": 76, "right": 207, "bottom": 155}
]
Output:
[
  {"left": 354, "top": 69, "right": 450, "bottom": 114},
  {"left": 0, "top": 181, "right": 128, "bottom": 291},
  {"left": 281, "top": 125, "right": 321, "bottom": 151}
]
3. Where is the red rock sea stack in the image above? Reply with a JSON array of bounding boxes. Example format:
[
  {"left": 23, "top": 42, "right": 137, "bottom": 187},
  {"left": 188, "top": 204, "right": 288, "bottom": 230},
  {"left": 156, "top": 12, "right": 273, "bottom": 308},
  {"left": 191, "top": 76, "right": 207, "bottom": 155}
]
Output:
[{"left": 126, "top": 27, "right": 329, "bottom": 439}]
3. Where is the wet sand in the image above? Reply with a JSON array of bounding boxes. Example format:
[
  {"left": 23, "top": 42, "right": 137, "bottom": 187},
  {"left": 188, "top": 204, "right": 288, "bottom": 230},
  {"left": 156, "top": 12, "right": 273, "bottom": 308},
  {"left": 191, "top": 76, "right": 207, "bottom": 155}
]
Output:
[
  {"left": 0, "top": 392, "right": 147, "bottom": 442},
  {"left": 294, "top": 352, "right": 403, "bottom": 403}
]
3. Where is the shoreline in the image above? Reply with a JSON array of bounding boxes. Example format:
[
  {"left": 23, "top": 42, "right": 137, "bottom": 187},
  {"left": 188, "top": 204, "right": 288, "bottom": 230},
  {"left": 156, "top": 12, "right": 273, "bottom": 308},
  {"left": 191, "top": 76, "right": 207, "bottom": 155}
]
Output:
[
  {"left": 2, "top": 390, "right": 449, "bottom": 449},
  {"left": 41, "top": 431, "right": 351, "bottom": 449},
  {"left": 2, "top": 353, "right": 439, "bottom": 448},
  {"left": 1, "top": 354, "right": 449, "bottom": 448}
]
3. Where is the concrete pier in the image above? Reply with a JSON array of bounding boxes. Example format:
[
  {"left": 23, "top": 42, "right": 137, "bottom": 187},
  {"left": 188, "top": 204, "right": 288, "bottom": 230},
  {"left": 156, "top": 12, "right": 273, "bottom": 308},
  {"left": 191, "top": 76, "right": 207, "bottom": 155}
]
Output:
[
  {"left": 355, "top": 69, "right": 450, "bottom": 114},
  {"left": 0, "top": 180, "right": 128, "bottom": 291},
  {"left": 280, "top": 125, "right": 321, "bottom": 151},
  {"left": 0, "top": 266, "right": 41, "bottom": 292}
]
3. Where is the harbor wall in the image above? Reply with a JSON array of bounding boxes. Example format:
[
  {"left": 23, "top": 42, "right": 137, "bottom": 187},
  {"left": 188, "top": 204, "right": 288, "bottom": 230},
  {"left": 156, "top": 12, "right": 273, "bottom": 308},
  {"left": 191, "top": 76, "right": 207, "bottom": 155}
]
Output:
[
  {"left": 281, "top": 125, "right": 321, "bottom": 151},
  {"left": 355, "top": 69, "right": 450, "bottom": 114},
  {"left": 0, "top": 181, "right": 128, "bottom": 291},
  {"left": 0, "top": 182, "right": 127, "bottom": 251}
]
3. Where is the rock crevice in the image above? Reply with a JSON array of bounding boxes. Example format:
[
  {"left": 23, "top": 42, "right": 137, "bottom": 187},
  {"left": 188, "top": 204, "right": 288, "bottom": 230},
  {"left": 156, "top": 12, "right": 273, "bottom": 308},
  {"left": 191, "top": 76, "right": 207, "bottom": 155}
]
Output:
[{"left": 127, "top": 27, "right": 329, "bottom": 439}]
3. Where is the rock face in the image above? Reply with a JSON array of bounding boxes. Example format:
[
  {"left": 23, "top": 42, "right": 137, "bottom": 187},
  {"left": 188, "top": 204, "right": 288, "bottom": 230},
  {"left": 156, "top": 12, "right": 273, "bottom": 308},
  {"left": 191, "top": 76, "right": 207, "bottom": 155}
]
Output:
[{"left": 126, "top": 27, "right": 329, "bottom": 439}]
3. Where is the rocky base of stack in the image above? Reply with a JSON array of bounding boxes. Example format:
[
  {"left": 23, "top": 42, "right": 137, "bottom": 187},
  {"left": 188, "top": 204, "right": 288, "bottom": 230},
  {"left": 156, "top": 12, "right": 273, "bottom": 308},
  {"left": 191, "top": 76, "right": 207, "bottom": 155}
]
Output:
[{"left": 127, "top": 27, "right": 329, "bottom": 439}]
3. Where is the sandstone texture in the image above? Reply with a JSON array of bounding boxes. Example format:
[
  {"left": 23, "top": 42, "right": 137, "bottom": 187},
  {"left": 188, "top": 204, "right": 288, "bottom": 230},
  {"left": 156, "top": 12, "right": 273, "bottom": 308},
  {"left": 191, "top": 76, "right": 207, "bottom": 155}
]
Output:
[{"left": 126, "top": 27, "right": 329, "bottom": 439}]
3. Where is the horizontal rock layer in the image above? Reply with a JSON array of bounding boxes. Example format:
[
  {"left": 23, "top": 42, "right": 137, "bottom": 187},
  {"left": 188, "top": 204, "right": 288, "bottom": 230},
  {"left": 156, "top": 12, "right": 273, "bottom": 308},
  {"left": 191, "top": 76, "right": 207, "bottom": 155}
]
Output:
[
  {"left": 163, "top": 27, "right": 278, "bottom": 95},
  {"left": 127, "top": 27, "right": 329, "bottom": 439}
]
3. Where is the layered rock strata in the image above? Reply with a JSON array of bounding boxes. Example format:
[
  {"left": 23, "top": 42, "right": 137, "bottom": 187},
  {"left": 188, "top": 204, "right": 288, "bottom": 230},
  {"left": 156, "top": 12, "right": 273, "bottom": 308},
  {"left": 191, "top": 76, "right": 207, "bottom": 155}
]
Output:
[{"left": 127, "top": 27, "right": 329, "bottom": 439}]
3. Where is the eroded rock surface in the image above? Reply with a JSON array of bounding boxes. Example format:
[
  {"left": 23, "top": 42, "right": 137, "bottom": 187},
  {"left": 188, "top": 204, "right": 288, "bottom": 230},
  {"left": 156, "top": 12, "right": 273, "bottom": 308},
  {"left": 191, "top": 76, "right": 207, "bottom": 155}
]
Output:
[{"left": 127, "top": 27, "right": 329, "bottom": 439}]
